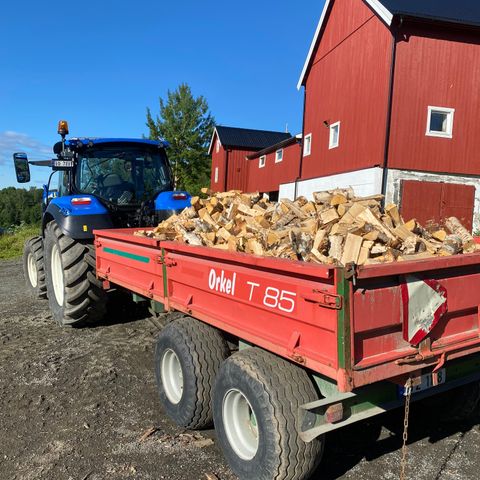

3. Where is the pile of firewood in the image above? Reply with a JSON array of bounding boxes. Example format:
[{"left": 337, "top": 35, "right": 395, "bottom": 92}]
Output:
[{"left": 135, "top": 188, "right": 478, "bottom": 266}]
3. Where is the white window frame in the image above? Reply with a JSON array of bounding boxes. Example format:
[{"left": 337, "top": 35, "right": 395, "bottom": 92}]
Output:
[
  {"left": 259, "top": 155, "right": 266, "bottom": 168},
  {"left": 303, "top": 133, "right": 312, "bottom": 156},
  {"left": 214, "top": 167, "right": 219, "bottom": 183},
  {"left": 426, "top": 106, "right": 455, "bottom": 138},
  {"left": 275, "top": 149, "right": 283, "bottom": 163},
  {"left": 329, "top": 121, "right": 340, "bottom": 149},
  {"left": 215, "top": 139, "right": 221, "bottom": 153}
]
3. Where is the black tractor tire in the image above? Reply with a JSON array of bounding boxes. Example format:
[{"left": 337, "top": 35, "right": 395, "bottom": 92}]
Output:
[
  {"left": 44, "top": 220, "right": 107, "bottom": 327},
  {"left": 154, "top": 317, "right": 229, "bottom": 429},
  {"left": 213, "top": 348, "right": 324, "bottom": 480},
  {"left": 23, "top": 236, "right": 47, "bottom": 299}
]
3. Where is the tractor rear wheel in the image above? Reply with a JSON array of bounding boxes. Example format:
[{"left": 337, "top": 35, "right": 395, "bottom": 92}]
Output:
[
  {"left": 23, "top": 236, "right": 47, "bottom": 299},
  {"left": 44, "top": 220, "right": 107, "bottom": 327}
]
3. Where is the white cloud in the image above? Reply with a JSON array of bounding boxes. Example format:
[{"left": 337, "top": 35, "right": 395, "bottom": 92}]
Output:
[{"left": 0, "top": 131, "right": 51, "bottom": 165}]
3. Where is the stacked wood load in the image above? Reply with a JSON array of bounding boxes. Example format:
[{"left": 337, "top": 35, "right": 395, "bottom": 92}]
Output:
[{"left": 135, "top": 188, "right": 478, "bottom": 266}]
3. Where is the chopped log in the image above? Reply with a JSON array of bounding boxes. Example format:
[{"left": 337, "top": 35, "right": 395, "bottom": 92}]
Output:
[
  {"left": 439, "top": 234, "right": 463, "bottom": 256},
  {"left": 328, "top": 235, "right": 344, "bottom": 263},
  {"left": 385, "top": 203, "right": 402, "bottom": 226},
  {"left": 320, "top": 208, "right": 340, "bottom": 225},
  {"left": 432, "top": 230, "right": 447, "bottom": 242},
  {"left": 445, "top": 217, "right": 476, "bottom": 253},
  {"left": 330, "top": 193, "right": 348, "bottom": 206},
  {"left": 404, "top": 219, "right": 417, "bottom": 231},
  {"left": 341, "top": 234, "right": 363, "bottom": 265}
]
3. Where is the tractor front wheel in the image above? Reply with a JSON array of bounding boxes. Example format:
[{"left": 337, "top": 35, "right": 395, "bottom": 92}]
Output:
[{"left": 44, "top": 221, "right": 107, "bottom": 327}]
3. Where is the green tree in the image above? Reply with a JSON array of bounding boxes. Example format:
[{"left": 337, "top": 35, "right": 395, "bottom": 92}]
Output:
[{"left": 146, "top": 83, "right": 215, "bottom": 195}]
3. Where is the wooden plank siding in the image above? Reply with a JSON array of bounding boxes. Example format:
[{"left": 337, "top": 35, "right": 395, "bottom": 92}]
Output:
[
  {"left": 246, "top": 142, "right": 301, "bottom": 194},
  {"left": 388, "top": 24, "right": 480, "bottom": 175},
  {"left": 210, "top": 132, "right": 255, "bottom": 192},
  {"left": 301, "top": 0, "right": 392, "bottom": 181}
]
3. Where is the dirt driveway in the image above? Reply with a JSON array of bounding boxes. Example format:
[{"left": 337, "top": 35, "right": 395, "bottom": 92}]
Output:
[{"left": 0, "top": 258, "right": 479, "bottom": 480}]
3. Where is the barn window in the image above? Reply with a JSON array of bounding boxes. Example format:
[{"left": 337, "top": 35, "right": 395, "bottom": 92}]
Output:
[
  {"left": 216, "top": 139, "right": 221, "bottom": 153},
  {"left": 214, "top": 167, "right": 219, "bottom": 183},
  {"left": 304, "top": 134, "right": 312, "bottom": 156},
  {"left": 259, "top": 155, "right": 266, "bottom": 168},
  {"left": 329, "top": 122, "right": 340, "bottom": 149},
  {"left": 275, "top": 149, "right": 283, "bottom": 163},
  {"left": 426, "top": 106, "right": 455, "bottom": 138}
]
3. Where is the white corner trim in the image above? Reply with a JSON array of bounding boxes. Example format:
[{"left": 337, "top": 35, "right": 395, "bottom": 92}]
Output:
[
  {"left": 297, "top": 0, "right": 394, "bottom": 90},
  {"left": 364, "top": 0, "right": 394, "bottom": 26},
  {"left": 297, "top": 0, "right": 332, "bottom": 90},
  {"left": 208, "top": 127, "right": 218, "bottom": 155}
]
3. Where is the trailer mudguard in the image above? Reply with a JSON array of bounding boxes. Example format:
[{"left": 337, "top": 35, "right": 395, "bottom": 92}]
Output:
[{"left": 43, "top": 196, "right": 114, "bottom": 240}]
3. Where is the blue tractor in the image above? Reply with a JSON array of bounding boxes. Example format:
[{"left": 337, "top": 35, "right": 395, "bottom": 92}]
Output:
[{"left": 14, "top": 120, "right": 191, "bottom": 327}]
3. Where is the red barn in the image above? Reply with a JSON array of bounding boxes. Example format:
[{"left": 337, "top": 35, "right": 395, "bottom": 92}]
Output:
[
  {"left": 283, "top": 0, "right": 480, "bottom": 231},
  {"left": 209, "top": 126, "right": 291, "bottom": 192}
]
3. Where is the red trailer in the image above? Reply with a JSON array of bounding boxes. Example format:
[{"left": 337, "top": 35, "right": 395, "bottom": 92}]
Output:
[{"left": 94, "top": 228, "right": 480, "bottom": 480}]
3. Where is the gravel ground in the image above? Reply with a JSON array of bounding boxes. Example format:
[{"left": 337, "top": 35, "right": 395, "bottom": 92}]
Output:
[{"left": 0, "top": 258, "right": 479, "bottom": 480}]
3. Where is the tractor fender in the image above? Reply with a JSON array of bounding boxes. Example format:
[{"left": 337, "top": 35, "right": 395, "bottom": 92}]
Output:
[{"left": 43, "top": 196, "right": 114, "bottom": 240}]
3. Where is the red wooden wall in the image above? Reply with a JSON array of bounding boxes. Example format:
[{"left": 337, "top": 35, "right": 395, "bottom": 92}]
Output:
[
  {"left": 389, "top": 25, "right": 480, "bottom": 176},
  {"left": 400, "top": 180, "right": 475, "bottom": 231},
  {"left": 210, "top": 132, "right": 254, "bottom": 192},
  {"left": 246, "top": 142, "right": 301, "bottom": 193},
  {"left": 301, "top": 0, "right": 392, "bottom": 180}
]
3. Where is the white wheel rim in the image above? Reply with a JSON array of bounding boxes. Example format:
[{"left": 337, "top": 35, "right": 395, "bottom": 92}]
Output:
[
  {"left": 27, "top": 252, "right": 38, "bottom": 288},
  {"left": 222, "top": 389, "right": 259, "bottom": 461},
  {"left": 161, "top": 349, "right": 184, "bottom": 404},
  {"left": 51, "top": 244, "right": 64, "bottom": 306}
]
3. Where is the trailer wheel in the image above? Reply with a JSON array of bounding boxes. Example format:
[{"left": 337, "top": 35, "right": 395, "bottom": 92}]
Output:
[
  {"left": 23, "top": 236, "right": 47, "bottom": 299},
  {"left": 213, "top": 348, "right": 323, "bottom": 480},
  {"left": 44, "top": 221, "right": 107, "bottom": 327},
  {"left": 154, "top": 317, "right": 229, "bottom": 429}
]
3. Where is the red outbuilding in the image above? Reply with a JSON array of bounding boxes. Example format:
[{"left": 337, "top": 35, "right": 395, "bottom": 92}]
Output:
[{"left": 209, "top": 126, "right": 291, "bottom": 193}]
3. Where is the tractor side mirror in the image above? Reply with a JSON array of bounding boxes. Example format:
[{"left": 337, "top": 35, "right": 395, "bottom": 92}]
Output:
[{"left": 13, "top": 152, "right": 31, "bottom": 183}]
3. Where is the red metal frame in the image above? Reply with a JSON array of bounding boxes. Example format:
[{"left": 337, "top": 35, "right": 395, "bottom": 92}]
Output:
[{"left": 94, "top": 228, "right": 480, "bottom": 393}]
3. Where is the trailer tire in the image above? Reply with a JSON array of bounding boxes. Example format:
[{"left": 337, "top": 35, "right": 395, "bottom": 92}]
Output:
[
  {"left": 23, "top": 236, "right": 47, "bottom": 300},
  {"left": 155, "top": 317, "right": 229, "bottom": 429},
  {"left": 44, "top": 221, "right": 107, "bottom": 327},
  {"left": 213, "top": 348, "right": 324, "bottom": 480}
]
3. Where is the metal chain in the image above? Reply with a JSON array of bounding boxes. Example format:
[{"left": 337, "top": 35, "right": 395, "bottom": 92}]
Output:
[{"left": 400, "top": 377, "right": 413, "bottom": 480}]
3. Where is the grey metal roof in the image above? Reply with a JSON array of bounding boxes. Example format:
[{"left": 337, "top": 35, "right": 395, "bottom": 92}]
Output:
[
  {"left": 215, "top": 126, "right": 292, "bottom": 151},
  {"left": 378, "top": 0, "right": 480, "bottom": 28}
]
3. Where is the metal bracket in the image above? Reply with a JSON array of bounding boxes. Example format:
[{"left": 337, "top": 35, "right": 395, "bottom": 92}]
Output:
[{"left": 302, "top": 290, "right": 343, "bottom": 310}]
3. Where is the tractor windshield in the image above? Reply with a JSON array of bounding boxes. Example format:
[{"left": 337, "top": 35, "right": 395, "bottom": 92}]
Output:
[{"left": 75, "top": 145, "right": 172, "bottom": 205}]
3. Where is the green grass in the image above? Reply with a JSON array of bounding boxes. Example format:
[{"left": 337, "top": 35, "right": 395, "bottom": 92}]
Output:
[{"left": 0, "top": 224, "right": 41, "bottom": 260}]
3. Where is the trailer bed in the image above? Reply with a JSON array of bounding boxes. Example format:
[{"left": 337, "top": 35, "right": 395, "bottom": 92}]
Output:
[{"left": 95, "top": 228, "right": 480, "bottom": 392}]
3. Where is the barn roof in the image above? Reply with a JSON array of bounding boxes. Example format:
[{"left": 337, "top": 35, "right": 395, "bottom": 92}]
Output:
[
  {"left": 298, "top": 0, "right": 480, "bottom": 89},
  {"left": 208, "top": 126, "right": 291, "bottom": 154}
]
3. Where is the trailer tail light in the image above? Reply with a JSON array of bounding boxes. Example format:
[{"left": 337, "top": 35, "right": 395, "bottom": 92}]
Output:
[
  {"left": 71, "top": 197, "right": 92, "bottom": 206},
  {"left": 172, "top": 193, "right": 188, "bottom": 200}
]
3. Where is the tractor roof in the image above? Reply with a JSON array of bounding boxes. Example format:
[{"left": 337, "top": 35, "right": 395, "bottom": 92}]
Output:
[{"left": 64, "top": 138, "right": 169, "bottom": 149}]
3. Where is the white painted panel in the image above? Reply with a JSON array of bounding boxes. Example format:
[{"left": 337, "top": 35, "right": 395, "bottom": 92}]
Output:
[
  {"left": 279, "top": 168, "right": 383, "bottom": 201},
  {"left": 279, "top": 182, "right": 296, "bottom": 200},
  {"left": 296, "top": 168, "right": 383, "bottom": 201}
]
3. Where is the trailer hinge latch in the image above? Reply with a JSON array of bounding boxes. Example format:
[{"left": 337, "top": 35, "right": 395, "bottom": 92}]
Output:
[
  {"left": 156, "top": 256, "right": 177, "bottom": 267},
  {"left": 302, "top": 290, "right": 343, "bottom": 309}
]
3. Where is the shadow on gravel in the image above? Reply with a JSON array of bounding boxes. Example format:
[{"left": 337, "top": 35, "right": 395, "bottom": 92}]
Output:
[
  {"left": 313, "top": 387, "right": 480, "bottom": 479},
  {"left": 91, "top": 290, "right": 152, "bottom": 328}
]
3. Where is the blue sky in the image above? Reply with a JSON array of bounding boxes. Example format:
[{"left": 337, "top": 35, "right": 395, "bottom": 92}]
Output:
[{"left": 0, "top": 0, "right": 324, "bottom": 189}]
